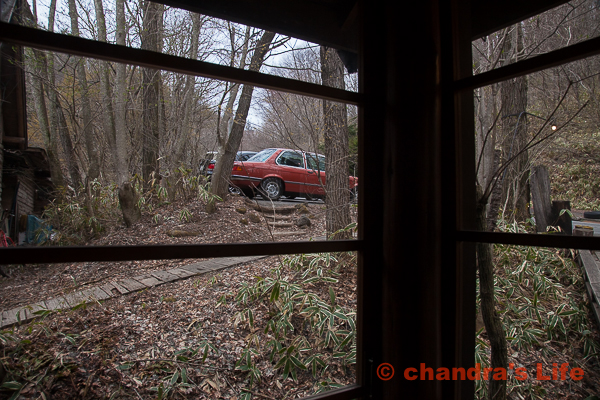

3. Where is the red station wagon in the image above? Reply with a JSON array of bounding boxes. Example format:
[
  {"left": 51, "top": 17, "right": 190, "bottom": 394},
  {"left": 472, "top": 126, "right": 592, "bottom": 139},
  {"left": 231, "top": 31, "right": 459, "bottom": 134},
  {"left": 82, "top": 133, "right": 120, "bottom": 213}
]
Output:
[{"left": 230, "top": 148, "right": 358, "bottom": 201}]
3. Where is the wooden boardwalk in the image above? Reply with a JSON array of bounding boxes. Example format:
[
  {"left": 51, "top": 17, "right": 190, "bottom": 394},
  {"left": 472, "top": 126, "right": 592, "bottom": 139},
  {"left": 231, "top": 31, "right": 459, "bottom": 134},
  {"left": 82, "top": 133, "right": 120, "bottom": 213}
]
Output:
[
  {"left": 0, "top": 255, "right": 266, "bottom": 329},
  {"left": 579, "top": 249, "right": 600, "bottom": 328}
]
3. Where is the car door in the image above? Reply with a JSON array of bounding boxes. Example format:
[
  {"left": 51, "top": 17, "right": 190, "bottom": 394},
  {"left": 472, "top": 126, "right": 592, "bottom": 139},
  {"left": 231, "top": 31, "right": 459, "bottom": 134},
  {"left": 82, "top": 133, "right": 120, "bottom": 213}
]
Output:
[
  {"left": 274, "top": 150, "right": 306, "bottom": 193},
  {"left": 305, "top": 153, "right": 326, "bottom": 197}
]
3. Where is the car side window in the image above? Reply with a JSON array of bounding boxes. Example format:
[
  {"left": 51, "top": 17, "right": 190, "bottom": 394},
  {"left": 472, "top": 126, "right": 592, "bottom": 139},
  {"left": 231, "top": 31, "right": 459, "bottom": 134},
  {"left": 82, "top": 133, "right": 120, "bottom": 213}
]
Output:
[
  {"left": 277, "top": 151, "right": 304, "bottom": 168},
  {"left": 306, "top": 154, "right": 326, "bottom": 171}
]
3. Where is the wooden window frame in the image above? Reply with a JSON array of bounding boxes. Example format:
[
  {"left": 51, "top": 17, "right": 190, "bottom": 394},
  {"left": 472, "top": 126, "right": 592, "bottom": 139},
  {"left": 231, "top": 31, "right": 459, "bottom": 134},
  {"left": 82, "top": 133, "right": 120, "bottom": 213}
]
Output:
[
  {"left": 0, "top": 13, "right": 366, "bottom": 400},
  {"left": 3, "top": 1, "right": 600, "bottom": 399}
]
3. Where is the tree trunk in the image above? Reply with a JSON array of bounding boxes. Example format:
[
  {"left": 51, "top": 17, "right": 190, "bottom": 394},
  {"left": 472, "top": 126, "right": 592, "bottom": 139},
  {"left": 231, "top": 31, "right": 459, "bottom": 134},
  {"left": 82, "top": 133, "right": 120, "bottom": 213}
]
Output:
[
  {"left": 68, "top": 0, "right": 100, "bottom": 188},
  {"left": 215, "top": 25, "right": 251, "bottom": 151},
  {"left": 52, "top": 92, "right": 82, "bottom": 189},
  {"left": 93, "top": 0, "right": 117, "bottom": 170},
  {"left": 476, "top": 82, "right": 498, "bottom": 204},
  {"left": 487, "top": 150, "right": 502, "bottom": 231},
  {"left": 21, "top": 1, "right": 65, "bottom": 190},
  {"left": 141, "top": 0, "right": 163, "bottom": 189},
  {"left": 500, "top": 25, "right": 529, "bottom": 222},
  {"left": 209, "top": 30, "right": 275, "bottom": 204},
  {"left": 113, "top": 0, "right": 140, "bottom": 227},
  {"left": 320, "top": 46, "right": 351, "bottom": 240},
  {"left": 476, "top": 186, "right": 508, "bottom": 400},
  {"left": 530, "top": 165, "right": 552, "bottom": 232},
  {"left": 46, "top": 0, "right": 81, "bottom": 190},
  {"left": 68, "top": 0, "right": 97, "bottom": 178},
  {"left": 172, "top": 13, "right": 203, "bottom": 166},
  {"left": 95, "top": 0, "right": 139, "bottom": 227}
]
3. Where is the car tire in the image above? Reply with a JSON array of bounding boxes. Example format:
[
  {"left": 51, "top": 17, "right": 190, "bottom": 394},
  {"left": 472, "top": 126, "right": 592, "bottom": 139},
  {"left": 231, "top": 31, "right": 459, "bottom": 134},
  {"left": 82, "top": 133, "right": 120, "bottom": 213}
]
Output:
[
  {"left": 229, "top": 185, "right": 242, "bottom": 196},
  {"left": 260, "top": 178, "right": 283, "bottom": 200},
  {"left": 583, "top": 211, "right": 600, "bottom": 219},
  {"left": 242, "top": 188, "right": 255, "bottom": 199}
]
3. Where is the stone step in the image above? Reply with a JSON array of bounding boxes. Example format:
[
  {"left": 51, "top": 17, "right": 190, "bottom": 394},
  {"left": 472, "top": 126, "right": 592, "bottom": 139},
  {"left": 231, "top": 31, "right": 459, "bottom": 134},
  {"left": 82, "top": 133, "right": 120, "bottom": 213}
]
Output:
[
  {"left": 268, "top": 222, "right": 293, "bottom": 228},
  {"left": 244, "top": 199, "right": 297, "bottom": 215},
  {"left": 271, "top": 231, "right": 307, "bottom": 238},
  {"left": 263, "top": 214, "right": 293, "bottom": 221}
]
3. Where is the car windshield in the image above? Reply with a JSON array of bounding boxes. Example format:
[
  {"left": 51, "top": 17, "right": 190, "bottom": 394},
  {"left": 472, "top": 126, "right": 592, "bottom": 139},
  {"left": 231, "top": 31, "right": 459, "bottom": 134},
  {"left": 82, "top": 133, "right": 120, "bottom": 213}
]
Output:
[{"left": 247, "top": 148, "right": 276, "bottom": 162}]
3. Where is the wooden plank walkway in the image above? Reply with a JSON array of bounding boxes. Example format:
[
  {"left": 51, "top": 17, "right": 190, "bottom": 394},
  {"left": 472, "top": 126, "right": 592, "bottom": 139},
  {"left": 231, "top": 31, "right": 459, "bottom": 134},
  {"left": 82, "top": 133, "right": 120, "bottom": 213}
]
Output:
[
  {"left": 579, "top": 249, "right": 600, "bottom": 328},
  {"left": 0, "top": 255, "right": 267, "bottom": 329}
]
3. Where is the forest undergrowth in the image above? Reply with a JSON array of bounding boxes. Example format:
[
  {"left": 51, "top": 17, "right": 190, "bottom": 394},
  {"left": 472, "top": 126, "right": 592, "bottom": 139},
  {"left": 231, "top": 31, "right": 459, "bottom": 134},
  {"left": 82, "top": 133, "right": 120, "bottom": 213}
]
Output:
[{"left": 475, "top": 220, "right": 600, "bottom": 399}]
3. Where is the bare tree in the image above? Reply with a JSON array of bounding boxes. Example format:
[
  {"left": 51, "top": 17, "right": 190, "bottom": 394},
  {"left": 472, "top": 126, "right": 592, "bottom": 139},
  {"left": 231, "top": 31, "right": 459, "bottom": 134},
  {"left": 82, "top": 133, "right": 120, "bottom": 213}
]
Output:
[
  {"left": 209, "top": 29, "right": 275, "bottom": 205},
  {"left": 22, "top": 0, "right": 65, "bottom": 189},
  {"left": 500, "top": 24, "right": 530, "bottom": 223},
  {"left": 320, "top": 46, "right": 351, "bottom": 240},
  {"left": 92, "top": 0, "right": 139, "bottom": 226},
  {"left": 68, "top": 0, "right": 100, "bottom": 189},
  {"left": 46, "top": 0, "right": 81, "bottom": 189},
  {"left": 140, "top": 0, "right": 164, "bottom": 189},
  {"left": 170, "top": 14, "right": 204, "bottom": 168}
]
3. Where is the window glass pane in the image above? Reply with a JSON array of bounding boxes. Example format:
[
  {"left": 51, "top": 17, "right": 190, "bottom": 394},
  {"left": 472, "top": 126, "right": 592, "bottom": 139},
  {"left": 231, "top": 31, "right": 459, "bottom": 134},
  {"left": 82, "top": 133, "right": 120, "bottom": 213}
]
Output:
[
  {"left": 306, "top": 153, "right": 326, "bottom": 171},
  {"left": 472, "top": 56, "right": 600, "bottom": 234},
  {"left": 1, "top": 252, "right": 358, "bottom": 397},
  {"left": 3, "top": 50, "right": 358, "bottom": 249},
  {"left": 247, "top": 148, "right": 277, "bottom": 162},
  {"left": 474, "top": 243, "right": 600, "bottom": 397},
  {"left": 276, "top": 150, "right": 305, "bottom": 168},
  {"left": 472, "top": 0, "right": 600, "bottom": 75},
  {"left": 18, "top": 0, "right": 358, "bottom": 90}
]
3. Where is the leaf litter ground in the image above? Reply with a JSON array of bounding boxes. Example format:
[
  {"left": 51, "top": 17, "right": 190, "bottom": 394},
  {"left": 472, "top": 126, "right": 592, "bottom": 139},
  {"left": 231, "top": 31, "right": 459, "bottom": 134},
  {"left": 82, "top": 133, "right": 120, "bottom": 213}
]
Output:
[{"left": 0, "top": 196, "right": 358, "bottom": 399}]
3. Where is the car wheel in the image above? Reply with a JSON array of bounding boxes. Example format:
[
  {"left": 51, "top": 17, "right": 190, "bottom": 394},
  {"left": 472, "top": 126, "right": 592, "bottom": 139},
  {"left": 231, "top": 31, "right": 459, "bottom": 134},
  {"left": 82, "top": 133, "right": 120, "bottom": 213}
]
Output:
[
  {"left": 260, "top": 178, "right": 283, "bottom": 200},
  {"left": 229, "top": 185, "right": 242, "bottom": 196},
  {"left": 583, "top": 211, "right": 600, "bottom": 219}
]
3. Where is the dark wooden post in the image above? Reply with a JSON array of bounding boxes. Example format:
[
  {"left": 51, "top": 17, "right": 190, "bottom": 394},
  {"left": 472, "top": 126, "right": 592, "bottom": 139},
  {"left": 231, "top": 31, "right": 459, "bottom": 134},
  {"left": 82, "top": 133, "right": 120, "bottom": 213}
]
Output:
[
  {"left": 552, "top": 200, "right": 572, "bottom": 235},
  {"left": 530, "top": 165, "right": 552, "bottom": 232}
]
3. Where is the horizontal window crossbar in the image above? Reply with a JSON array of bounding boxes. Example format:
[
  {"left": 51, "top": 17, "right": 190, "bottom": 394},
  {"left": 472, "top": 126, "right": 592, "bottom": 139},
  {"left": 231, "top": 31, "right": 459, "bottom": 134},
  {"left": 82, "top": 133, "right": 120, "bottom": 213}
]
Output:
[
  {"left": 457, "top": 230, "right": 600, "bottom": 250},
  {"left": 455, "top": 35, "right": 600, "bottom": 91},
  {"left": 0, "top": 240, "right": 363, "bottom": 265},
  {"left": 0, "top": 22, "right": 362, "bottom": 105}
]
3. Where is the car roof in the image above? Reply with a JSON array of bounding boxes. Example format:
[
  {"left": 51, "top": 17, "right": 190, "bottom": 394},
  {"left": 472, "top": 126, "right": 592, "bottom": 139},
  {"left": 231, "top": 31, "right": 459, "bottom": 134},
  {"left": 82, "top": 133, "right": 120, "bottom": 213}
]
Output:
[{"left": 262, "top": 148, "right": 325, "bottom": 158}]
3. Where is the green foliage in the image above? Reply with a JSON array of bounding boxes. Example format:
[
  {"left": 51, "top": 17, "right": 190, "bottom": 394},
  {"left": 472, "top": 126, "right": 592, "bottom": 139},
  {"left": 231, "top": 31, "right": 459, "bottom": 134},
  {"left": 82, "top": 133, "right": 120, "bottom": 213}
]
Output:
[
  {"left": 179, "top": 208, "right": 192, "bottom": 223},
  {"left": 314, "top": 378, "right": 345, "bottom": 394},
  {"left": 42, "top": 180, "right": 121, "bottom": 244},
  {"left": 235, "top": 347, "right": 262, "bottom": 386},
  {"left": 0, "top": 326, "right": 81, "bottom": 400},
  {"left": 40, "top": 166, "right": 223, "bottom": 245},
  {"left": 232, "top": 253, "right": 356, "bottom": 388},
  {"left": 149, "top": 366, "right": 195, "bottom": 399},
  {"left": 475, "top": 221, "right": 600, "bottom": 399},
  {"left": 198, "top": 182, "right": 222, "bottom": 205}
]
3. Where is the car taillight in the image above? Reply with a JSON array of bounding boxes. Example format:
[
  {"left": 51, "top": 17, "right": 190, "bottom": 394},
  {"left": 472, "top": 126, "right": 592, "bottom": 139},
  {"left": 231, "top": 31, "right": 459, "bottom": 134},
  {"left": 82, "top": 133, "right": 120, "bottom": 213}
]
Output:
[
  {"left": 208, "top": 163, "right": 215, "bottom": 170},
  {"left": 233, "top": 165, "right": 243, "bottom": 171}
]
